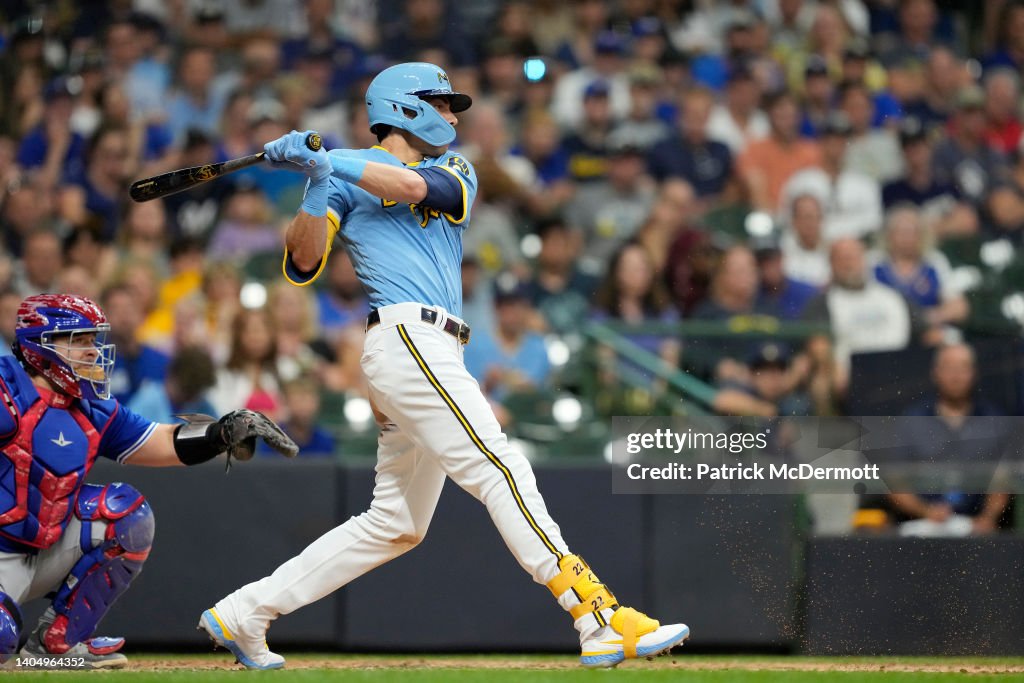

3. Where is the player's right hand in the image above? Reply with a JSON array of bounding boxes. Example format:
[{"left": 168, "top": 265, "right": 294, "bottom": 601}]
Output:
[{"left": 264, "top": 130, "right": 331, "bottom": 182}]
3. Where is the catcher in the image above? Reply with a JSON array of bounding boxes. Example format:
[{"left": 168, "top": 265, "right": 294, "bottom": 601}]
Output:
[{"left": 0, "top": 294, "right": 298, "bottom": 669}]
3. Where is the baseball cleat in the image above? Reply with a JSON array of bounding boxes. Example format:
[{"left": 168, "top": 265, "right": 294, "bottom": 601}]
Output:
[
  {"left": 579, "top": 607, "right": 689, "bottom": 668},
  {"left": 19, "top": 627, "right": 127, "bottom": 670},
  {"left": 198, "top": 608, "right": 284, "bottom": 670}
]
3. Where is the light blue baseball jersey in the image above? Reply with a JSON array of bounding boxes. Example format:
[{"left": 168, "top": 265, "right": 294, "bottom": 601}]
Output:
[{"left": 284, "top": 145, "right": 478, "bottom": 317}]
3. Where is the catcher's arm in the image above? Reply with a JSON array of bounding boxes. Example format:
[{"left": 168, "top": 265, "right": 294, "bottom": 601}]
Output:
[{"left": 127, "top": 411, "right": 299, "bottom": 469}]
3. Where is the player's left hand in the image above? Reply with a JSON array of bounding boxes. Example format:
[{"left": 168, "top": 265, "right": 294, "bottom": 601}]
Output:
[
  {"left": 217, "top": 409, "right": 300, "bottom": 464},
  {"left": 263, "top": 130, "right": 331, "bottom": 181}
]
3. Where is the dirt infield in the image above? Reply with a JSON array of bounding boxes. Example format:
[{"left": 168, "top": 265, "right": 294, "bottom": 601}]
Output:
[{"left": 123, "top": 654, "right": 1024, "bottom": 675}]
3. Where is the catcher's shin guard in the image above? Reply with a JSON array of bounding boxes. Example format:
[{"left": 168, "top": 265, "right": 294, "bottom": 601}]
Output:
[
  {"left": 546, "top": 554, "right": 689, "bottom": 668},
  {"left": 43, "top": 483, "right": 154, "bottom": 653},
  {"left": 0, "top": 592, "right": 22, "bottom": 663}
]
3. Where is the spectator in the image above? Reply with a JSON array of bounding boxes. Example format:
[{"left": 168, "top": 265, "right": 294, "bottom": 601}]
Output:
[
  {"left": 102, "top": 283, "right": 170, "bottom": 404},
  {"left": 201, "top": 260, "right": 244, "bottom": 363},
  {"left": 755, "top": 239, "right": 820, "bottom": 320},
  {"left": 62, "top": 222, "right": 118, "bottom": 288},
  {"left": 265, "top": 375, "right": 336, "bottom": 457},
  {"left": 738, "top": 90, "right": 821, "bottom": 211},
  {"left": 207, "top": 182, "right": 282, "bottom": 263},
  {"left": 714, "top": 341, "right": 812, "bottom": 417},
  {"left": 266, "top": 280, "right": 333, "bottom": 384},
  {"left": 692, "top": 244, "right": 770, "bottom": 320},
  {"left": 209, "top": 306, "right": 283, "bottom": 419},
  {"left": 888, "top": 343, "right": 1011, "bottom": 536},
  {"left": 1, "top": 179, "right": 54, "bottom": 257},
  {"left": 563, "top": 80, "right": 616, "bottom": 184},
  {"left": 902, "top": 46, "right": 969, "bottom": 130},
  {"left": 166, "top": 45, "right": 228, "bottom": 142},
  {"left": 871, "top": 205, "right": 969, "bottom": 327},
  {"left": 781, "top": 112, "right": 883, "bottom": 240},
  {"left": 706, "top": 63, "right": 769, "bottom": 156},
  {"left": 524, "top": 218, "right": 598, "bottom": 334},
  {"left": 882, "top": 117, "right": 978, "bottom": 238},
  {"left": 636, "top": 178, "right": 700, "bottom": 276},
  {"left": 552, "top": 30, "right": 631, "bottom": 129},
  {"left": 511, "top": 109, "right": 574, "bottom": 212},
  {"left": 932, "top": 85, "right": 1009, "bottom": 205},
  {"left": 592, "top": 241, "right": 679, "bottom": 356},
  {"left": 381, "top": 0, "right": 475, "bottom": 67},
  {"left": 316, "top": 249, "right": 371, "bottom": 345},
  {"left": 804, "top": 238, "right": 913, "bottom": 395},
  {"left": 569, "top": 133, "right": 656, "bottom": 276},
  {"left": 839, "top": 81, "right": 904, "bottom": 183},
  {"left": 648, "top": 86, "right": 735, "bottom": 204},
  {"left": 613, "top": 63, "right": 672, "bottom": 151},
  {"left": 798, "top": 56, "right": 836, "bottom": 138},
  {"left": 16, "top": 77, "right": 87, "bottom": 189},
  {"left": 60, "top": 125, "right": 132, "bottom": 242},
  {"left": 0, "top": 287, "right": 20, "bottom": 356},
  {"left": 464, "top": 277, "right": 552, "bottom": 402},
  {"left": 12, "top": 228, "right": 62, "bottom": 297},
  {"left": 127, "top": 345, "right": 217, "bottom": 424},
  {"left": 983, "top": 67, "right": 1023, "bottom": 155},
  {"left": 163, "top": 130, "right": 231, "bottom": 242},
  {"left": 982, "top": 0, "right": 1024, "bottom": 73},
  {"left": 119, "top": 198, "right": 170, "bottom": 272},
  {"left": 782, "top": 194, "right": 831, "bottom": 288},
  {"left": 877, "top": 0, "right": 951, "bottom": 68}
]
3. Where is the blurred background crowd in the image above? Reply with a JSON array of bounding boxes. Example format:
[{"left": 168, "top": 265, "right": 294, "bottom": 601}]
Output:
[{"left": 0, "top": 1, "right": 1022, "bottom": 527}]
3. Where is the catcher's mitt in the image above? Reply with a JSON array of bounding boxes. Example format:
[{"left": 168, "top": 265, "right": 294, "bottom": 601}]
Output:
[{"left": 217, "top": 409, "right": 299, "bottom": 467}]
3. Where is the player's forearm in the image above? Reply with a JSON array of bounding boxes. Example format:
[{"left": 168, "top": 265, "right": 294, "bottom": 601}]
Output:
[
  {"left": 338, "top": 159, "right": 427, "bottom": 204},
  {"left": 286, "top": 211, "right": 329, "bottom": 272},
  {"left": 124, "top": 424, "right": 184, "bottom": 467}
]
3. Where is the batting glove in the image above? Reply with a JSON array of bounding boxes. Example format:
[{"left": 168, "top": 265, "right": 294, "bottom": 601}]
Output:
[{"left": 264, "top": 130, "right": 331, "bottom": 182}]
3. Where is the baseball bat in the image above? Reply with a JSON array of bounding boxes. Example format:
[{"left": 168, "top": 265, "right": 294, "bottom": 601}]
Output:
[{"left": 128, "top": 132, "right": 323, "bottom": 202}]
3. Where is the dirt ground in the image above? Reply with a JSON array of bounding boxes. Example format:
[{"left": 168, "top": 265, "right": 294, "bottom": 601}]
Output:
[{"left": 123, "top": 655, "right": 1024, "bottom": 674}]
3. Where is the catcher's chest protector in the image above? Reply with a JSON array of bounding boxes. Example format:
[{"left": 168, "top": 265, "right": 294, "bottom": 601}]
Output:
[{"left": 0, "top": 357, "right": 102, "bottom": 551}]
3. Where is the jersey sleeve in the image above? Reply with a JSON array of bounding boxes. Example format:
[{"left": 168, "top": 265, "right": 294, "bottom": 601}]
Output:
[
  {"left": 282, "top": 170, "right": 353, "bottom": 287},
  {"left": 434, "top": 153, "right": 478, "bottom": 226},
  {"left": 93, "top": 400, "right": 158, "bottom": 464}
]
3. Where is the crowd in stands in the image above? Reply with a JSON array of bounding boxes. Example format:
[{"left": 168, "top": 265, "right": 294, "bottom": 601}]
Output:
[{"left": 1, "top": 0, "right": 1023, "bottom": 474}]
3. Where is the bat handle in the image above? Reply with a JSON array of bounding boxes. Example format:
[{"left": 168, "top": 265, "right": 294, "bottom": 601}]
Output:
[{"left": 305, "top": 132, "right": 322, "bottom": 152}]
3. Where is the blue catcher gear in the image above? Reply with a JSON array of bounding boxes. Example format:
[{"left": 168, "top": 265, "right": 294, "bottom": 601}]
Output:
[
  {"left": 14, "top": 294, "right": 115, "bottom": 401},
  {"left": 42, "top": 483, "right": 154, "bottom": 654},
  {"left": 0, "top": 591, "right": 22, "bottom": 663},
  {"left": 365, "top": 62, "right": 472, "bottom": 147}
]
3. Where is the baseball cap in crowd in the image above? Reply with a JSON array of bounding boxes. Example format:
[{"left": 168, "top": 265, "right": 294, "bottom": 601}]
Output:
[
  {"left": 955, "top": 84, "right": 986, "bottom": 111},
  {"left": 628, "top": 63, "right": 662, "bottom": 88},
  {"left": 607, "top": 129, "right": 647, "bottom": 156},
  {"left": 804, "top": 55, "right": 829, "bottom": 78},
  {"left": 843, "top": 39, "right": 872, "bottom": 61},
  {"left": 725, "top": 10, "right": 758, "bottom": 34},
  {"left": 632, "top": 16, "right": 663, "bottom": 38},
  {"left": 193, "top": 0, "right": 226, "bottom": 23},
  {"left": 594, "top": 31, "right": 625, "bottom": 56},
  {"left": 898, "top": 116, "right": 928, "bottom": 146},
  {"left": 493, "top": 275, "right": 531, "bottom": 304},
  {"left": 44, "top": 76, "right": 80, "bottom": 102},
  {"left": 749, "top": 342, "right": 791, "bottom": 370},
  {"left": 821, "top": 112, "right": 853, "bottom": 137},
  {"left": 584, "top": 80, "right": 611, "bottom": 100},
  {"left": 247, "top": 98, "right": 286, "bottom": 125}
]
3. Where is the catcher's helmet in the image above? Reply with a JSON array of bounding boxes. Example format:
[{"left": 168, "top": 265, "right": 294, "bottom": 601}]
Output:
[
  {"left": 14, "top": 294, "right": 116, "bottom": 401},
  {"left": 366, "top": 62, "right": 472, "bottom": 147}
]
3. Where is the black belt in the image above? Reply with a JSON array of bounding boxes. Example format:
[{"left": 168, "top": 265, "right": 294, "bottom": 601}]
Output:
[{"left": 366, "top": 307, "right": 471, "bottom": 345}]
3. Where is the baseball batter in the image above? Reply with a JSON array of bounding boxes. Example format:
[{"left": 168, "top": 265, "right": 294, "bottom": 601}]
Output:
[{"left": 199, "top": 62, "right": 689, "bottom": 669}]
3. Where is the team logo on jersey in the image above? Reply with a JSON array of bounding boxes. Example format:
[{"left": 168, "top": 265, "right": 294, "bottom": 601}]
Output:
[
  {"left": 447, "top": 156, "right": 470, "bottom": 176},
  {"left": 51, "top": 432, "right": 73, "bottom": 447}
]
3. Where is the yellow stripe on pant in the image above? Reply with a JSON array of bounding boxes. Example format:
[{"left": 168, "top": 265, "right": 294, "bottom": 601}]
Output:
[{"left": 396, "top": 324, "right": 563, "bottom": 561}]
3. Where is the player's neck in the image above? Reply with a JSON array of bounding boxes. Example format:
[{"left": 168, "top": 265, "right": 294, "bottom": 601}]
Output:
[{"left": 379, "top": 133, "right": 428, "bottom": 165}]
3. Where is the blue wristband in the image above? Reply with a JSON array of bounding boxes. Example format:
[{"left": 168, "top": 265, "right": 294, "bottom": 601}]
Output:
[
  {"left": 330, "top": 155, "right": 367, "bottom": 184},
  {"left": 301, "top": 177, "right": 329, "bottom": 217}
]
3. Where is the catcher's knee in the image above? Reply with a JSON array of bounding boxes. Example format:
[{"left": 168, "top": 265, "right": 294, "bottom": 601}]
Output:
[
  {"left": 76, "top": 483, "right": 155, "bottom": 556},
  {"left": 0, "top": 591, "right": 21, "bottom": 662}
]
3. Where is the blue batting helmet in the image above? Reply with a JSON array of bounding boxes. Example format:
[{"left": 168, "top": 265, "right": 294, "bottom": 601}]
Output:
[{"left": 366, "top": 62, "right": 472, "bottom": 147}]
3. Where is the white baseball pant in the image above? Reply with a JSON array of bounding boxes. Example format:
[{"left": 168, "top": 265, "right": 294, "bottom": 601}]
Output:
[{"left": 214, "top": 303, "right": 576, "bottom": 636}]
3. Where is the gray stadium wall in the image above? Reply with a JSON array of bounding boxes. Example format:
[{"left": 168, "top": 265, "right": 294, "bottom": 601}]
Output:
[{"left": 85, "top": 460, "right": 1023, "bottom": 655}]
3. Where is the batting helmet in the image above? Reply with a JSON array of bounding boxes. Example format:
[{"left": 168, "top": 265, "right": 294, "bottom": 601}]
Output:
[
  {"left": 366, "top": 62, "right": 472, "bottom": 147},
  {"left": 14, "top": 294, "right": 116, "bottom": 401}
]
